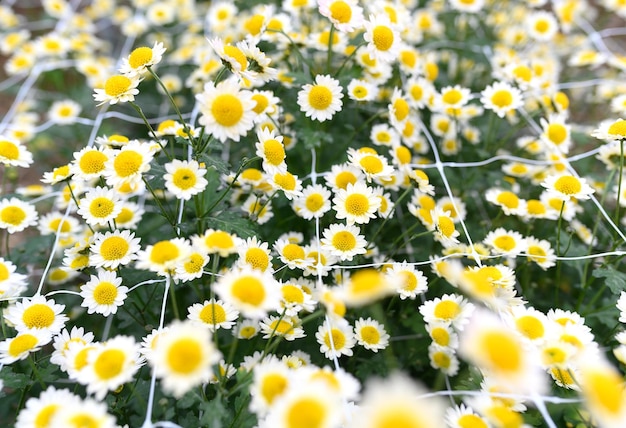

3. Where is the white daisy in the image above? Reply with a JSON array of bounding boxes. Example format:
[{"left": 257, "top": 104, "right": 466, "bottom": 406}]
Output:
[
  {"left": 163, "top": 159, "right": 208, "bottom": 200},
  {"left": 93, "top": 74, "right": 141, "bottom": 105},
  {"left": 354, "top": 317, "right": 390, "bottom": 352},
  {"left": 89, "top": 229, "right": 141, "bottom": 269},
  {"left": 315, "top": 318, "right": 356, "bottom": 359},
  {"left": 4, "top": 294, "right": 68, "bottom": 335},
  {"left": 76, "top": 186, "right": 122, "bottom": 227},
  {"left": 187, "top": 298, "right": 239, "bottom": 331},
  {"left": 79, "top": 269, "right": 129, "bottom": 316},
  {"left": 320, "top": 223, "right": 367, "bottom": 261},
  {"left": 0, "top": 197, "right": 38, "bottom": 234},
  {"left": 297, "top": 74, "right": 343, "bottom": 122},
  {"left": 213, "top": 266, "right": 281, "bottom": 319},
  {"left": 119, "top": 41, "right": 166, "bottom": 77}
]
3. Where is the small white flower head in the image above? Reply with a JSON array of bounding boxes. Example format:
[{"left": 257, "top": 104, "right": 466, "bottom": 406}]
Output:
[
  {"left": 434, "top": 84, "right": 472, "bottom": 113},
  {"left": 0, "top": 197, "right": 38, "bottom": 234},
  {"left": 483, "top": 227, "right": 527, "bottom": 256},
  {"left": 93, "top": 74, "right": 141, "bottom": 105},
  {"left": 15, "top": 387, "right": 81, "bottom": 428},
  {"left": 103, "top": 140, "right": 154, "bottom": 188},
  {"left": 255, "top": 127, "right": 287, "bottom": 174},
  {"left": 0, "top": 135, "right": 32, "bottom": 167},
  {"left": 315, "top": 317, "right": 356, "bottom": 359},
  {"left": 318, "top": 0, "right": 365, "bottom": 33},
  {"left": 419, "top": 293, "right": 475, "bottom": 330},
  {"left": 174, "top": 250, "right": 210, "bottom": 283},
  {"left": 428, "top": 343, "right": 460, "bottom": 376},
  {"left": 273, "top": 239, "right": 312, "bottom": 270},
  {"left": 332, "top": 181, "right": 381, "bottom": 225},
  {"left": 430, "top": 206, "right": 461, "bottom": 247},
  {"left": 618, "top": 291, "right": 626, "bottom": 324},
  {"left": 4, "top": 294, "right": 68, "bottom": 335},
  {"left": 213, "top": 266, "right": 281, "bottom": 319},
  {"left": 480, "top": 81, "right": 524, "bottom": 118},
  {"left": 76, "top": 186, "right": 122, "bottom": 226},
  {"left": 525, "top": 236, "right": 556, "bottom": 270},
  {"left": 591, "top": 118, "right": 626, "bottom": 141},
  {"left": 259, "top": 315, "right": 306, "bottom": 341},
  {"left": 191, "top": 228, "right": 239, "bottom": 258},
  {"left": 89, "top": 229, "right": 141, "bottom": 269},
  {"left": 47, "top": 395, "right": 118, "bottom": 428},
  {"left": 48, "top": 99, "right": 82, "bottom": 125},
  {"left": 164, "top": 158, "right": 208, "bottom": 200},
  {"left": 320, "top": 223, "right": 367, "bottom": 261},
  {"left": 0, "top": 257, "right": 28, "bottom": 299},
  {"left": 50, "top": 326, "right": 95, "bottom": 372},
  {"left": 541, "top": 173, "right": 595, "bottom": 202},
  {"left": 540, "top": 113, "right": 571, "bottom": 152},
  {"left": 385, "top": 261, "right": 428, "bottom": 300},
  {"left": 292, "top": 184, "right": 332, "bottom": 220},
  {"left": 0, "top": 330, "right": 52, "bottom": 364},
  {"left": 348, "top": 148, "right": 395, "bottom": 183},
  {"left": 279, "top": 280, "right": 317, "bottom": 316},
  {"left": 363, "top": 13, "right": 401, "bottom": 63},
  {"left": 79, "top": 269, "right": 129, "bottom": 316},
  {"left": 70, "top": 146, "right": 109, "bottom": 181},
  {"left": 347, "top": 78, "right": 378, "bottom": 102},
  {"left": 449, "top": 0, "right": 485, "bottom": 13},
  {"left": 119, "top": 41, "right": 166, "bottom": 77},
  {"left": 526, "top": 10, "right": 559, "bottom": 41},
  {"left": 237, "top": 236, "right": 274, "bottom": 273},
  {"left": 249, "top": 359, "right": 294, "bottom": 416},
  {"left": 187, "top": 298, "right": 239, "bottom": 332},
  {"left": 485, "top": 188, "right": 527, "bottom": 217},
  {"left": 297, "top": 74, "right": 343, "bottom": 122},
  {"left": 354, "top": 317, "right": 390, "bottom": 352}
]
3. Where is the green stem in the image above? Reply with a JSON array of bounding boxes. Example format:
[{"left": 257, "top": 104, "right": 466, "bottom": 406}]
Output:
[
  {"left": 168, "top": 275, "right": 181, "bottom": 319},
  {"left": 326, "top": 25, "right": 335, "bottom": 74},
  {"left": 142, "top": 177, "right": 176, "bottom": 229},
  {"left": 129, "top": 102, "right": 172, "bottom": 160},
  {"left": 266, "top": 29, "right": 314, "bottom": 76},
  {"left": 148, "top": 68, "right": 194, "bottom": 143},
  {"left": 616, "top": 139, "right": 624, "bottom": 223},
  {"left": 334, "top": 42, "right": 366, "bottom": 77},
  {"left": 27, "top": 355, "right": 46, "bottom": 389},
  {"left": 368, "top": 186, "right": 413, "bottom": 248},
  {"left": 201, "top": 157, "right": 260, "bottom": 216}
]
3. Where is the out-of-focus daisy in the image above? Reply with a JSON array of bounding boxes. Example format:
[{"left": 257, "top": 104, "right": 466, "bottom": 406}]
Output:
[
  {"left": 187, "top": 298, "right": 239, "bottom": 331},
  {"left": 320, "top": 223, "right": 367, "bottom": 261},
  {"left": 419, "top": 293, "right": 474, "bottom": 330},
  {"left": 48, "top": 99, "right": 82, "bottom": 125},
  {"left": 450, "top": 0, "right": 485, "bottom": 13},
  {"left": 527, "top": 10, "right": 559, "bottom": 41},
  {"left": 434, "top": 84, "right": 472, "bottom": 113},
  {"left": 578, "top": 358, "right": 626, "bottom": 428},
  {"left": 485, "top": 188, "right": 527, "bottom": 216},
  {"left": 213, "top": 266, "right": 280, "bottom": 319},
  {"left": 0, "top": 257, "right": 28, "bottom": 299},
  {"left": 119, "top": 41, "right": 166, "bottom": 77},
  {"left": 15, "top": 387, "right": 81, "bottom": 428},
  {"left": 385, "top": 261, "right": 428, "bottom": 300},
  {"left": 50, "top": 326, "right": 95, "bottom": 372},
  {"left": 149, "top": 320, "right": 222, "bottom": 398},
  {"left": 325, "top": 162, "right": 364, "bottom": 191},
  {"left": 93, "top": 74, "right": 141, "bottom": 105},
  {"left": 430, "top": 207, "right": 461, "bottom": 247},
  {"left": 76, "top": 186, "right": 122, "bottom": 227},
  {"left": 333, "top": 181, "right": 381, "bottom": 225},
  {"left": 4, "top": 294, "right": 68, "bottom": 335},
  {"left": 89, "top": 229, "right": 141, "bottom": 269},
  {"left": 348, "top": 148, "right": 395, "bottom": 183},
  {"left": 234, "top": 319, "right": 260, "bottom": 340},
  {"left": 81, "top": 335, "right": 143, "bottom": 400},
  {"left": 525, "top": 236, "right": 556, "bottom": 270},
  {"left": 196, "top": 78, "right": 256, "bottom": 142},
  {"left": 347, "top": 78, "right": 378, "bottom": 102},
  {"left": 191, "top": 228, "right": 239, "bottom": 258},
  {"left": 279, "top": 281, "right": 316, "bottom": 316},
  {"left": 259, "top": 315, "right": 305, "bottom": 341},
  {"left": 347, "top": 372, "right": 446, "bottom": 428},
  {"left": 541, "top": 173, "right": 595, "bottom": 202},
  {"left": 79, "top": 269, "right": 129, "bottom": 316},
  {"left": 37, "top": 211, "right": 79, "bottom": 237},
  {"left": 0, "top": 197, "right": 38, "bottom": 234},
  {"left": 591, "top": 118, "right": 626, "bottom": 141},
  {"left": 273, "top": 239, "right": 312, "bottom": 270},
  {"left": 255, "top": 128, "right": 287, "bottom": 174},
  {"left": 480, "top": 81, "right": 523, "bottom": 118},
  {"left": 163, "top": 159, "right": 208, "bottom": 200},
  {"left": 354, "top": 317, "right": 390, "bottom": 352},
  {"left": 483, "top": 227, "right": 527, "bottom": 256},
  {"left": 428, "top": 343, "right": 460, "bottom": 376},
  {"left": 292, "top": 184, "right": 332, "bottom": 220},
  {"left": 315, "top": 318, "right": 356, "bottom": 359},
  {"left": 297, "top": 74, "right": 343, "bottom": 122},
  {"left": 135, "top": 237, "right": 192, "bottom": 276},
  {"left": 249, "top": 360, "right": 293, "bottom": 416},
  {"left": 445, "top": 404, "right": 491, "bottom": 428},
  {"left": 339, "top": 268, "right": 395, "bottom": 307},
  {"left": 0, "top": 330, "right": 51, "bottom": 364},
  {"left": 363, "top": 13, "right": 401, "bottom": 63},
  {"left": 48, "top": 394, "right": 118, "bottom": 428},
  {"left": 540, "top": 113, "right": 571, "bottom": 153}
]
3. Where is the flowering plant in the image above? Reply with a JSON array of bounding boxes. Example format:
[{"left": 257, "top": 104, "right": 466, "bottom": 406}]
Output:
[{"left": 2, "top": 0, "right": 626, "bottom": 427}]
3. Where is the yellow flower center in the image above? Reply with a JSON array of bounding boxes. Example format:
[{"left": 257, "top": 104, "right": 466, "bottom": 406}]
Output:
[
  {"left": 534, "top": 19, "right": 550, "bottom": 34},
  {"left": 93, "top": 349, "right": 125, "bottom": 380},
  {"left": 393, "top": 98, "right": 410, "bottom": 121},
  {"left": 34, "top": 404, "right": 60, "bottom": 427},
  {"left": 261, "top": 373, "right": 288, "bottom": 404},
  {"left": 109, "top": 134, "right": 130, "bottom": 144},
  {"left": 172, "top": 167, "right": 197, "bottom": 190},
  {"left": 22, "top": 304, "right": 55, "bottom": 329},
  {"left": 335, "top": 171, "right": 357, "bottom": 189},
  {"left": 400, "top": 271, "right": 417, "bottom": 291},
  {"left": 542, "top": 346, "right": 567, "bottom": 365},
  {"left": 1, "top": 206, "right": 26, "bottom": 226},
  {"left": 395, "top": 146, "right": 411, "bottom": 164},
  {"left": 372, "top": 25, "right": 394, "bottom": 51},
  {"left": 244, "top": 14, "right": 264, "bottom": 36},
  {"left": 373, "top": 408, "right": 425, "bottom": 428},
  {"left": 359, "top": 155, "right": 384, "bottom": 175},
  {"left": 0, "top": 263, "right": 9, "bottom": 281},
  {"left": 286, "top": 397, "right": 327, "bottom": 428},
  {"left": 93, "top": 281, "right": 118, "bottom": 305},
  {"left": 89, "top": 197, "right": 115, "bottom": 219},
  {"left": 113, "top": 150, "right": 142, "bottom": 177},
  {"left": 433, "top": 300, "right": 460, "bottom": 320},
  {"left": 308, "top": 85, "right": 333, "bottom": 110},
  {"left": 359, "top": 325, "right": 380, "bottom": 344},
  {"left": 245, "top": 248, "right": 270, "bottom": 271},
  {"left": 212, "top": 94, "right": 244, "bottom": 127},
  {"left": 433, "top": 350, "right": 451, "bottom": 369},
  {"left": 527, "top": 199, "right": 546, "bottom": 215},
  {"left": 515, "top": 315, "right": 544, "bottom": 340},
  {"left": 458, "top": 413, "right": 489, "bottom": 428},
  {"left": 491, "top": 90, "right": 513, "bottom": 108},
  {"left": 329, "top": 1, "right": 352, "bottom": 23},
  {"left": 431, "top": 327, "right": 450, "bottom": 346},
  {"left": 584, "top": 369, "right": 626, "bottom": 415},
  {"left": 223, "top": 45, "right": 247, "bottom": 70},
  {"left": 9, "top": 334, "right": 38, "bottom": 357},
  {"left": 344, "top": 193, "right": 369, "bottom": 216},
  {"left": 69, "top": 413, "right": 100, "bottom": 428},
  {"left": 305, "top": 193, "right": 325, "bottom": 212},
  {"left": 442, "top": 89, "right": 463, "bottom": 105},
  {"left": 79, "top": 150, "right": 107, "bottom": 174},
  {"left": 547, "top": 123, "right": 567, "bottom": 145},
  {"left": 331, "top": 231, "right": 357, "bottom": 251},
  {"left": 52, "top": 165, "right": 70, "bottom": 179},
  {"left": 481, "top": 330, "right": 522, "bottom": 372},
  {"left": 282, "top": 284, "right": 305, "bottom": 304},
  {"left": 252, "top": 94, "right": 269, "bottom": 114},
  {"left": 239, "top": 326, "right": 257, "bottom": 338},
  {"left": 554, "top": 175, "right": 581, "bottom": 195},
  {"left": 116, "top": 208, "right": 134, "bottom": 225},
  {"left": 0, "top": 140, "right": 19, "bottom": 160},
  {"left": 231, "top": 276, "right": 265, "bottom": 306},
  {"left": 100, "top": 236, "right": 130, "bottom": 261},
  {"left": 273, "top": 172, "right": 297, "bottom": 191},
  {"left": 150, "top": 241, "right": 180, "bottom": 265},
  {"left": 324, "top": 328, "right": 346, "bottom": 349},
  {"left": 104, "top": 75, "right": 132, "bottom": 97},
  {"left": 349, "top": 269, "right": 384, "bottom": 296},
  {"left": 270, "top": 319, "right": 294, "bottom": 335},
  {"left": 74, "top": 346, "right": 93, "bottom": 370},
  {"left": 129, "top": 46, "right": 153, "bottom": 69},
  {"left": 206, "top": 231, "right": 234, "bottom": 251},
  {"left": 183, "top": 254, "right": 205, "bottom": 273},
  {"left": 496, "top": 191, "right": 519, "bottom": 208},
  {"left": 167, "top": 338, "right": 202, "bottom": 374},
  {"left": 436, "top": 216, "right": 456, "bottom": 238},
  {"left": 551, "top": 367, "right": 575, "bottom": 386},
  {"left": 528, "top": 245, "right": 547, "bottom": 261},
  {"left": 494, "top": 235, "right": 516, "bottom": 251},
  {"left": 262, "top": 139, "right": 285, "bottom": 166},
  {"left": 352, "top": 85, "right": 368, "bottom": 99},
  {"left": 199, "top": 303, "right": 227, "bottom": 324},
  {"left": 70, "top": 255, "right": 90, "bottom": 270},
  {"left": 608, "top": 119, "right": 626, "bottom": 138},
  {"left": 282, "top": 243, "right": 305, "bottom": 261}
]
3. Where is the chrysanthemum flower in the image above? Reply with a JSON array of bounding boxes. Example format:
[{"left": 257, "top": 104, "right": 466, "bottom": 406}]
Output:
[
  {"left": 363, "top": 13, "right": 401, "bottom": 63},
  {"left": 485, "top": 188, "right": 527, "bottom": 216},
  {"left": 136, "top": 238, "right": 192, "bottom": 276},
  {"left": 385, "top": 261, "right": 428, "bottom": 300},
  {"left": 540, "top": 113, "right": 571, "bottom": 153},
  {"left": 50, "top": 326, "right": 95, "bottom": 373},
  {"left": 297, "top": 74, "right": 343, "bottom": 122},
  {"left": 348, "top": 148, "right": 395, "bottom": 183},
  {"left": 113, "top": 201, "right": 144, "bottom": 229},
  {"left": 0, "top": 330, "right": 51, "bottom": 364},
  {"left": 292, "top": 184, "right": 332, "bottom": 220},
  {"left": 119, "top": 41, "right": 166, "bottom": 77},
  {"left": 187, "top": 298, "right": 239, "bottom": 331},
  {"left": 0, "top": 197, "right": 38, "bottom": 234},
  {"left": 273, "top": 239, "right": 312, "bottom": 270},
  {"left": 318, "top": 0, "right": 365, "bottom": 33},
  {"left": 48, "top": 99, "right": 82, "bottom": 125},
  {"left": 89, "top": 229, "right": 140, "bottom": 269},
  {"left": 255, "top": 128, "right": 287, "bottom": 174},
  {"left": 76, "top": 186, "right": 122, "bottom": 227},
  {"left": 48, "top": 396, "right": 118, "bottom": 428},
  {"left": 354, "top": 317, "right": 390, "bottom": 352},
  {"left": 93, "top": 74, "right": 141, "bottom": 105},
  {"left": 191, "top": 228, "right": 239, "bottom": 258},
  {"left": 445, "top": 404, "right": 491, "bottom": 428},
  {"left": 260, "top": 315, "right": 305, "bottom": 341},
  {"left": 591, "top": 118, "right": 626, "bottom": 141},
  {"left": 449, "top": 0, "right": 485, "bottom": 13},
  {"left": 163, "top": 159, "right": 208, "bottom": 200},
  {"left": 249, "top": 360, "right": 293, "bottom": 416},
  {"left": 315, "top": 318, "right": 356, "bottom": 359},
  {"left": 320, "top": 223, "right": 367, "bottom": 261},
  {"left": 525, "top": 236, "right": 556, "bottom": 270},
  {"left": 340, "top": 268, "right": 395, "bottom": 307},
  {"left": 81, "top": 335, "right": 143, "bottom": 400},
  {"left": 430, "top": 206, "right": 461, "bottom": 247},
  {"left": 234, "top": 319, "right": 260, "bottom": 340},
  {"left": 526, "top": 10, "right": 559, "bottom": 41},
  {"left": 15, "top": 387, "right": 81, "bottom": 428},
  {"left": 4, "top": 294, "right": 68, "bottom": 335},
  {"left": 237, "top": 236, "right": 273, "bottom": 272},
  {"left": 480, "top": 81, "right": 524, "bottom": 118},
  {"left": 174, "top": 249, "right": 209, "bottom": 283},
  {"left": 347, "top": 78, "right": 378, "bottom": 102},
  {"left": 434, "top": 84, "right": 472, "bottom": 113},
  {"left": 541, "top": 173, "right": 595, "bottom": 202},
  {"left": 70, "top": 146, "right": 109, "bottom": 181},
  {"left": 103, "top": 140, "right": 154, "bottom": 188},
  {"left": 0, "top": 257, "right": 27, "bottom": 299},
  {"left": 79, "top": 269, "right": 129, "bottom": 316},
  {"left": 213, "top": 266, "right": 280, "bottom": 319},
  {"left": 279, "top": 281, "right": 317, "bottom": 316},
  {"left": 483, "top": 227, "right": 527, "bottom": 256},
  {"left": 579, "top": 358, "right": 626, "bottom": 427},
  {"left": 333, "top": 181, "right": 381, "bottom": 225},
  {"left": 419, "top": 293, "right": 474, "bottom": 330},
  {"left": 428, "top": 343, "right": 460, "bottom": 376}
]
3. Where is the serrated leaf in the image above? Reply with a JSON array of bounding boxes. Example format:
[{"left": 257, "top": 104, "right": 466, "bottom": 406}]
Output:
[
  {"left": 0, "top": 367, "right": 31, "bottom": 389},
  {"left": 592, "top": 267, "right": 626, "bottom": 294},
  {"left": 206, "top": 212, "right": 258, "bottom": 239},
  {"left": 197, "top": 153, "right": 230, "bottom": 176}
]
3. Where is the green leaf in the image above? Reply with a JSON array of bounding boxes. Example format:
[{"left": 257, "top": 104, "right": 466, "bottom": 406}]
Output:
[
  {"left": 0, "top": 366, "right": 31, "bottom": 389},
  {"left": 592, "top": 267, "right": 626, "bottom": 294}
]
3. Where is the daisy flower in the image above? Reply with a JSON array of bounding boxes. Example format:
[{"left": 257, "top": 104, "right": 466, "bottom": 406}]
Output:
[
  {"left": 249, "top": 360, "right": 294, "bottom": 416},
  {"left": 187, "top": 298, "right": 239, "bottom": 331},
  {"left": 292, "top": 184, "right": 332, "bottom": 220},
  {"left": 445, "top": 404, "right": 491, "bottom": 428},
  {"left": 279, "top": 281, "right": 317, "bottom": 316},
  {"left": 325, "top": 162, "right": 364, "bottom": 191},
  {"left": 234, "top": 319, "right": 260, "bottom": 340},
  {"left": 103, "top": 140, "right": 154, "bottom": 188},
  {"left": 525, "top": 236, "right": 556, "bottom": 270},
  {"left": 385, "top": 261, "right": 428, "bottom": 300},
  {"left": 363, "top": 13, "right": 401, "bottom": 63},
  {"left": 0, "top": 330, "right": 52, "bottom": 364},
  {"left": 347, "top": 78, "right": 378, "bottom": 102},
  {"left": 591, "top": 118, "right": 626, "bottom": 141},
  {"left": 50, "top": 326, "right": 95, "bottom": 372},
  {"left": 527, "top": 10, "right": 559, "bottom": 41},
  {"left": 354, "top": 317, "right": 390, "bottom": 352},
  {"left": 89, "top": 229, "right": 141, "bottom": 269},
  {"left": 333, "top": 181, "right": 381, "bottom": 225},
  {"left": 76, "top": 186, "right": 122, "bottom": 227},
  {"left": 237, "top": 236, "right": 273, "bottom": 272},
  {"left": 174, "top": 250, "right": 209, "bottom": 283},
  {"left": 47, "top": 395, "right": 118, "bottom": 428},
  {"left": 273, "top": 239, "right": 312, "bottom": 270},
  {"left": 191, "top": 228, "right": 239, "bottom": 258},
  {"left": 419, "top": 293, "right": 474, "bottom": 330},
  {"left": 348, "top": 148, "right": 395, "bottom": 183},
  {"left": 149, "top": 320, "right": 221, "bottom": 398},
  {"left": 207, "top": 37, "right": 250, "bottom": 79},
  {"left": 426, "top": 321, "right": 459, "bottom": 349},
  {"left": 255, "top": 128, "right": 287, "bottom": 174},
  {"left": 4, "top": 294, "right": 68, "bottom": 335},
  {"left": 480, "top": 81, "right": 524, "bottom": 118},
  {"left": 430, "top": 206, "right": 461, "bottom": 247},
  {"left": 48, "top": 99, "right": 82, "bottom": 125},
  {"left": 0, "top": 257, "right": 28, "bottom": 299},
  {"left": 339, "top": 268, "right": 395, "bottom": 307},
  {"left": 135, "top": 238, "right": 192, "bottom": 276},
  {"left": 15, "top": 387, "right": 81, "bottom": 428},
  {"left": 113, "top": 200, "right": 144, "bottom": 229},
  {"left": 318, "top": 0, "right": 365, "bottom": 33},
  {"left": 449, "top": 0, "right": 485, "bottom": 13},
  {"left": 370, "top": 123, "right": 400, "bottom": 147},
  {"left": 540, "top": 113, "right": 571, "bottom": 153},
  {"left": 541, "top": 173, "right": 595, "bottom": 202},
  {"left": 163, "top": 159, "right": 208, "bottom": 200},
  {"left": 578, "top": 358, "right": 626, "bottom": 428},
  {"left": 259, "top": 315, "right": 306, "bottom": 341},
  {"left": 238, "top": 40, "right": 278, "bottom": 84},
  {"left": 81, "top": 335, "right": 143, "bottom": 400},
  {"left": 196, "top": 78, "right": 256, "bottom": 142},
  {"left": 93, "top": 73, "right": 141, "bottom": 105},
  {"left": 315, "top": 318, "right": 356, "bottom": 359},
  {"left": 79, "top": 269, "right": 129, "bottom": 316},
  {"left": 320, "top": 223, "right": 367, "bottom": 261},
  {"left": 347, "top": 372, "right": 446, "bottom": 428},
  {"left": 213, "top": 266, "right": 281, "bottom": 319},
  {"left": 263, "top": 383, "right": 342, "bottom": 428},
  {"left": 70, "top": 146, "right": 109, "bottom": 181},
  {"left": 0, "top": 197, "right": 38, "bottom": 234},
  {"left": 297, "top": 74, "right": 343, "bottom": 122},
  {"left": 485, "top": 188, "right": 527, "bottom": 216},
  {"left": 119, "top": 41, "right": 166, "bottom": 77},
  {"left": 428, "top": 343, "right": 460, "bottom": 376},
  {"left": 405, "top": 76, "right": 434, "bottom": 109},
  {"left": 434, "top": 85, "right": 472, "bottom": 113}
]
